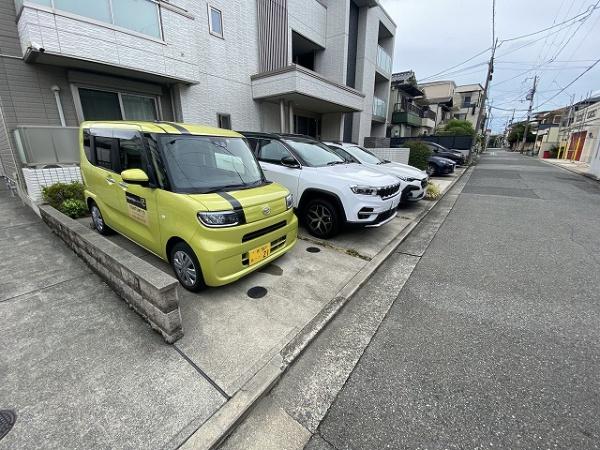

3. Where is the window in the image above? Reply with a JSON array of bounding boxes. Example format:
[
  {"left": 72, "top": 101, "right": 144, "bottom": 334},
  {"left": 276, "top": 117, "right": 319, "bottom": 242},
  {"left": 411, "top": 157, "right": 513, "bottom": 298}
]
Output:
[
  {"left": 553, "top": 115, "right": 562, "bottom": 125},
  {"left": 463, "top": 95, "right": 472, "bottom": 107},
  {"left": 257, "top": 139, "right": 293, "bottom": 164},
  {"left": 82, "top": 129, "right": 92, "bottom": 161},
  {"left": 78, "top": 88, "right": 158, "bottom": 121},
  {"left": 587, "top": 109, "right": 597, "bottom": 119},
  {"left": 23, "top": 0, "right": 162, "bottom": 39},
  {"left": 117, "top": 130, "right": 145, "bottom": 171},
  {"left": 93, "top": 136, "right": 115, "bottom": 170},
  {"left": 217, "top": 113, "right": 232, "bottom": 130},
  {"left": 208, "top": 5, "right": 223, "bottom": 38}
]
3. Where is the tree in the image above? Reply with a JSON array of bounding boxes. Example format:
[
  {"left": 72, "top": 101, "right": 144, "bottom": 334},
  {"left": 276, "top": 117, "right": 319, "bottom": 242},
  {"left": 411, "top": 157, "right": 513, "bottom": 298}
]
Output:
[
  {"left": 507, "top": 123, "right": 535, "bottom": 146},
  {"left": 436, "top": 119, "right": 475, "bottom": 136},
  {"left": 406, "top": 141, "right": 433, "bottom": 170}
]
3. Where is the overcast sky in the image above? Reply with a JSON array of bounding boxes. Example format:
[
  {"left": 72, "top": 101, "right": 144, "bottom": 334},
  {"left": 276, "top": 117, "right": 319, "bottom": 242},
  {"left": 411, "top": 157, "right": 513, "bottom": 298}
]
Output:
[{"left": 380, "top": 0, "right": 600, "bottom": 132}]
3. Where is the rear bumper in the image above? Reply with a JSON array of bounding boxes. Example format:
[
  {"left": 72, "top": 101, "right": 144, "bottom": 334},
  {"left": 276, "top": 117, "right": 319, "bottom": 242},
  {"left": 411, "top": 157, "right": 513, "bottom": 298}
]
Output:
[{"left": 190, "top": 209, "right": 298, "bottom": 286}]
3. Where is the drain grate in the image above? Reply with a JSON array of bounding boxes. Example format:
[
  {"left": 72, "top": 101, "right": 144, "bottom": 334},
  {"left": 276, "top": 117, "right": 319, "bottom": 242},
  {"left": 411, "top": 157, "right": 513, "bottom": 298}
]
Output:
[
  {"left": 306, "top": 246, "right": 321, "bottom": 253},
  {"left": 0, "top": 410, "right": 16, "bottom": 441},
  {"left": 247, "top": 286, "right": 268, "bottom": 299}
]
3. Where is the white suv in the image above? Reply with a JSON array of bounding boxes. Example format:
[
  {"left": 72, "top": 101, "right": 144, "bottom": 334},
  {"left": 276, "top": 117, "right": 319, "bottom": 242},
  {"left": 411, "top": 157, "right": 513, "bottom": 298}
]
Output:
[
  {"left": 325, "top": 142, "right": 429, "bottom": 203},
  {"left": 241, "top": 132, "right": 402, "bottom": 238}
]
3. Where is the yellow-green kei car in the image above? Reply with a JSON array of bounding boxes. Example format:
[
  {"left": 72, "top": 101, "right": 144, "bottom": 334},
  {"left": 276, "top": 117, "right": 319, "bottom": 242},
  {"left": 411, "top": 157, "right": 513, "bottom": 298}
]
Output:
[{"left": 80, "top": 121, "right": 298, "bottom": 291}]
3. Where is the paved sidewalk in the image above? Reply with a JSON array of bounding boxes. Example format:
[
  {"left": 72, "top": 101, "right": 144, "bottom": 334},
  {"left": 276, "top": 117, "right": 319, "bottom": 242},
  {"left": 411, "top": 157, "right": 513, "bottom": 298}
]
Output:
[
  {"left": 0, "top": 183, "right": 224, "bottom": 449},
  {"left": 543, "top": 158, "right": 600, "bottom": 181}
]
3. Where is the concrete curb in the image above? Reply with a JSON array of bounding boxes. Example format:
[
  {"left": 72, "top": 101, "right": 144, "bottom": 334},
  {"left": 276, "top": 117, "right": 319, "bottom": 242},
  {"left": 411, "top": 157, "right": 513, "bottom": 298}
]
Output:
[{"left": 179, "top": 167, "right": 473, "bottom": 450}]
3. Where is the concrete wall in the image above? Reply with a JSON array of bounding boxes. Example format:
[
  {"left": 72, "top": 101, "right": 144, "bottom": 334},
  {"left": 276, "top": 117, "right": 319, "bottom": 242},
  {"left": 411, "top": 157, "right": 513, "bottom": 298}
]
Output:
[{"left": 288, "top": 0, "right": 327, "bottom": 48}]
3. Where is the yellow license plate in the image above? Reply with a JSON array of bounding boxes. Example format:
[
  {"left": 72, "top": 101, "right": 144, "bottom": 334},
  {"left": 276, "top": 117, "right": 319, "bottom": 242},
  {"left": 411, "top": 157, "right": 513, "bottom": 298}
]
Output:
[{"left": 248, "top": 243, "right": 271, "bottom": 265}]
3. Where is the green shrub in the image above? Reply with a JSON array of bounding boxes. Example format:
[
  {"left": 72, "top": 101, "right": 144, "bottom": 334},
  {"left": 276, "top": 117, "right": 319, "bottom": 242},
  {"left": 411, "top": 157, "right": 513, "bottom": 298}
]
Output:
[
  {"left": 425, "top": 182, "right": 441, "bottom": 200},
  {"left": 406, "top": 141, "right": 433, "bottom": 170},
  {"left": 436, "top": 119, "right": 476, "bottom": 136},
  {"left": 42, "top": 182, "right": 85, "bottom": 210},
  {"left": 60, "top": 199, "right": 88, "bottom": 219}
]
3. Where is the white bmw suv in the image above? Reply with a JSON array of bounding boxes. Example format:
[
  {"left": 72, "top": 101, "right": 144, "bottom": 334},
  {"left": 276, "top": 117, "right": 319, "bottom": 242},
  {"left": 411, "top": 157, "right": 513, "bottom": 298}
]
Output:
[
  {"left": 241, "top": 132, "right": 403, "bottom": 239},
  {"left": 324, "top": 142, "right": 429, "bottom": 203}
]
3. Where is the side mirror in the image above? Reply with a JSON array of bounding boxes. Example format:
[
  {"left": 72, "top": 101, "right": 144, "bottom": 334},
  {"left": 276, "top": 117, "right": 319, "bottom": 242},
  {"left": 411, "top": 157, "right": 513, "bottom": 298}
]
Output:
[
  {"left": 121, "top": 168, "right": 149, "bottom": 185},
  {"left": 281, "top": 156, "right": 300, "bottom": 168}
]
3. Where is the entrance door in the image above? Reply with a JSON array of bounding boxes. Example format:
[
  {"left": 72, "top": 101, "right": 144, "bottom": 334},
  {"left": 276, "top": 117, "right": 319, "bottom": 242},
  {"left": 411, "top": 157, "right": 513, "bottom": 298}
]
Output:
[
  {"left": 295, "top": 115, "right": 320, "bottom": 139},
  {"left": 568, "top": 131, "right": 587, "bottom": 160}
]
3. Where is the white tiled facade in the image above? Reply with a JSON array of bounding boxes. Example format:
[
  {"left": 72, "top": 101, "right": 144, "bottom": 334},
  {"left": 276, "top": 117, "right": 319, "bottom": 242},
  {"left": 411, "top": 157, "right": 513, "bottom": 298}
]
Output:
[{"left": 0, "top": 0, "right": 396, "bottom": 181}]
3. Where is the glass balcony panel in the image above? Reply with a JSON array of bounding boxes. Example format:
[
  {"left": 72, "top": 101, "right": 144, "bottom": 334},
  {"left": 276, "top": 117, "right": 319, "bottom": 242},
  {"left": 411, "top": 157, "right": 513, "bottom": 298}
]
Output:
[
  {"left": 113, "top": 0, "right": 161, "bottom": 39},
  {"left": 53, "top": 0, "right": 111, "bottom": 23},
  {"left": 376, "top": 45, "right": 392, "bottom": 74}
]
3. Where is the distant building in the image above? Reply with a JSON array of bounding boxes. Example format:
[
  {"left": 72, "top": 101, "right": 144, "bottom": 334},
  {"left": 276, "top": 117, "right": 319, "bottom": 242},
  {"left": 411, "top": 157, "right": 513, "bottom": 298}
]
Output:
[
  {"left": 388, "top": 71, "right": 436, "bottom": 137},
  {"left": 453, "top": 83, "right": 484, "bottom": 129},
  {"left": 416, "top": 80, "right": 456, "bottom": 130}
]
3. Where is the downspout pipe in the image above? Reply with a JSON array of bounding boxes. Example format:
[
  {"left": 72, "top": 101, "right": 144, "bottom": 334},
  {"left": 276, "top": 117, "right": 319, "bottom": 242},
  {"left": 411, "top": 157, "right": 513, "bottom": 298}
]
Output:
[{"left": 50, "top": 85, "right": 66, "bottom": 127}]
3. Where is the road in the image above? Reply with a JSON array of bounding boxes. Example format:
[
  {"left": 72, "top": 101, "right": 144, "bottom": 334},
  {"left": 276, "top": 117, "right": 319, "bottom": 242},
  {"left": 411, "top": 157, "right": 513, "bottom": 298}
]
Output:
[{"left": 221, "top": 150, "right": 600, "bottom": 450}]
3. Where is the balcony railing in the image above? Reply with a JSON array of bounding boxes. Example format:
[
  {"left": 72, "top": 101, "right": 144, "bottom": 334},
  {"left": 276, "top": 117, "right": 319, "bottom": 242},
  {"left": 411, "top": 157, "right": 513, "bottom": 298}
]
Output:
[
  {"left": 394, "top": 102, "right": 422, "bottom": 115},
  {"left": 372, "top": 96, "right": 387, "bottom": 119},
  {"left": 376, "top": 45, "right": 392, "bottom": 74},
  {"left": 422, "top": 109, "right": 436, "bottom": 120}
]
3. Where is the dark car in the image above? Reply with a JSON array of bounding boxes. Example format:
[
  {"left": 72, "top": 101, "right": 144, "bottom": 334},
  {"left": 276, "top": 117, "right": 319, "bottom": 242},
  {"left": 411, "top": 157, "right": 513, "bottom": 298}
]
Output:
[
  {"left": 427, "top": 155, "right": 455, "bottom": 176},
  {"left": 423, "top": 142, "right": 466, "bottom": 165}
]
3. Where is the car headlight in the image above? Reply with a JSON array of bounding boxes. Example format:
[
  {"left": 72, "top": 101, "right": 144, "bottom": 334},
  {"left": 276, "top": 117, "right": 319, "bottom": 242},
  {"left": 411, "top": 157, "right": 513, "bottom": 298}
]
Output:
[
  {"left": 197, "top": 210, "right": 242, "bottom": 228},
  {"left": 350, "top": 185, "right": 378, "bottom": 196},
  {"left": 285, "top": 193, "right": 293, "bottom": 210}
]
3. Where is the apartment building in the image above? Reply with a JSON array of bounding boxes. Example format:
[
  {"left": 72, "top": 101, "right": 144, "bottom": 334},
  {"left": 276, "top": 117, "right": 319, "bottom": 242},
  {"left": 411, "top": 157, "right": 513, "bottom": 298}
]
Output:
[
  {"left": 0, "top": 0, "right": 395, "bottom": 183},
  {"left": 563, "top": 96, "right": 600, "bottom": 162},
  {"left": 388, "top": 70, "right": 436, "bottom": 137}
]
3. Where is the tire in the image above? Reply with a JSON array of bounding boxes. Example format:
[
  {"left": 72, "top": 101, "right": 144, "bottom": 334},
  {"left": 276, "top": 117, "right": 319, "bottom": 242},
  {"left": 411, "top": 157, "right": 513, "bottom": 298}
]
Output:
[
  {"left": 90, "top": 201, "right": 113, "bottom": 236},
  {"left": 303, "top": 198, "right": 341, "bottom": 239},
  {"left": 426, "top": 164, "right": 436, "bottom": 176},
  {"left": 170, "top": 241, "right": 206, "bottom": 292}
]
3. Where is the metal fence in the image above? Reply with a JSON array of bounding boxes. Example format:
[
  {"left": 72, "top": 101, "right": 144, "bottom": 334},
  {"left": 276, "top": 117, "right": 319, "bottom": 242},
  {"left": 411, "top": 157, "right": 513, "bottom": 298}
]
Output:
[{"left": 390, "top": 135, "right": 474, "bottom": 150}]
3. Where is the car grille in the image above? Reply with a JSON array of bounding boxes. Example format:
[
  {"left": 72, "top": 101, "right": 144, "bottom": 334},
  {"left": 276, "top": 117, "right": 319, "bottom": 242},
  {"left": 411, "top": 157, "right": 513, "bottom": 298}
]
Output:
[
  {"left": 242, "top": 221, "right": 286, "bottom": 243},
  {"left": 377, "top": 183, "right": 401, "bottom": 199},
  {"left": 242, "top": 235, "right": 287, "bottom": 266}
]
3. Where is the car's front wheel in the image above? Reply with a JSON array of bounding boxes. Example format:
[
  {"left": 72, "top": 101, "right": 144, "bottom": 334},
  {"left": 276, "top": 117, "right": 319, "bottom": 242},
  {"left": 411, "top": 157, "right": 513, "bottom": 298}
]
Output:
[
  {"left": 426, "top": 163, "right": 436, "bottom": 176},
  {"left": 170, "top": 242, "right": 206, "bottom": 292},
  {"left": 90, "top": 201, "right": 113, "bottom": 236},
  {"left": 303, "top": 198, "right": 341, "bottom": 239}
]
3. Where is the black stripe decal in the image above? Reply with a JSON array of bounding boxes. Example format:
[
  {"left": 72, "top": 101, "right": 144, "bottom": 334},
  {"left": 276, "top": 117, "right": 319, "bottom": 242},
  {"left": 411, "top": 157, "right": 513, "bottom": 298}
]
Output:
[
  {"left": 217, "top": 192, "right": 246, "bottom": 224},
  {"left": 158, "top": 121, "right": 191, "bottom": 134}
]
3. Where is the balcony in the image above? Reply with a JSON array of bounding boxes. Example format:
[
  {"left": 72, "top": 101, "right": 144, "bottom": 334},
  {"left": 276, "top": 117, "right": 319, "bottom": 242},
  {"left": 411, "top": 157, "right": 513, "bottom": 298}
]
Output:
[
  {"left": 391, "top": 102, "right": 421, "bottom": 126},
  {"left": 251, "top": 65, "right": 365, "bottom": 113},
  {"left": 376, "top": 45, "right": 392, "bottom": 78},
  {"left": 15, "top": 0, "right": 197, "bottom": 84},
  {"left": 372, "top": 96, "right": 387, "bottom": 122}
]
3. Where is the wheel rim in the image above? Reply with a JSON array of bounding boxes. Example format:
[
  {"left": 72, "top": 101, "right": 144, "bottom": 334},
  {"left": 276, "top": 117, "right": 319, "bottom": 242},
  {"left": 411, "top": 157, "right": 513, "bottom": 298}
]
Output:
[
  {"left": 91, "top": 206, "right": 104, "bottom": 231},
  {"left": 426, "top": 165, "right": 434, "bottom": 175},
  {"left": 173, "top": 250, "right": 197, "bottom": 286},
  {"left": 306, "top": 203, "right": 333, "bottom": 236}
]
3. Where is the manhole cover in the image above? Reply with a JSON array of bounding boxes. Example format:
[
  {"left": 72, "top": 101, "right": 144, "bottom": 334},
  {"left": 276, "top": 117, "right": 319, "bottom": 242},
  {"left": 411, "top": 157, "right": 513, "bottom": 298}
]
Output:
[
  {"left": 0, "top": 410, "right": 16, "bottom": 441},
  {"left": 306, "top": 246, "right": 321, "bottom": 253},
  {"left": 247, "top": 286, "right": 267, "bottom": 299}
]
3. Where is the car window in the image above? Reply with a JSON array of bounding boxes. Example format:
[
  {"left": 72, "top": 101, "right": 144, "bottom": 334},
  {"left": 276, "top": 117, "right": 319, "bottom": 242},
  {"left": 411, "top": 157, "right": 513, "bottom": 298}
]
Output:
[
  {"left": 327, "top": 145, "right": 356, "bottom": 163},
  {"left": 117, "top": 130, "right": 145, "bottom": 171},
  {"left": 158, "top": 135, "right": 265, "bottom": 193},
  {"left": 93, "top": 136, "right": 116, "bottom": 171},
  {"left": 346, "top": 146, "right": 382, "bottom": 164},
  {"left": 283, "top": 139, "right": 345, "bottom": 167},
  {"left": 257, "top": 139, "right": 293, "bottom": 164}
]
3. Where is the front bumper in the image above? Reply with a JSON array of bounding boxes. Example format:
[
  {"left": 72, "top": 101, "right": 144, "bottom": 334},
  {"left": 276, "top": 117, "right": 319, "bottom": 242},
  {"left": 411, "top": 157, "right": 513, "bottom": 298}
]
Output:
[
  {"left": 346, "top": 193, "right": 401, "bottom": 224},
  {"left": 402, "top": 180, "right": 426, "bottom": 202},
  {"left": 190, "top": 208, "right": 298, "bottom": 286}
]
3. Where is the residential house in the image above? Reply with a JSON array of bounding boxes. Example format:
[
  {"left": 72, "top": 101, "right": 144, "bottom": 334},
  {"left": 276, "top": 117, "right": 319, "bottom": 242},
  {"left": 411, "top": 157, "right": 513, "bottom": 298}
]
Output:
[
  {"left": 563, "top": 95, "right": 600, "bottom": 162},
  {"left": 453, "top": 83, "right": 484, "bottom": 129},
  {"left": 388, "top": 70, "right": 436, "bottom": 137},
  {"left": 0, "top": 0, "right": 396, "bottom": 186},
  {"left": 532, "top": 108, "right": 565, "bottom": 156},
  {"left": 416, "top": 80, "right": 456, "bottom": 130}
]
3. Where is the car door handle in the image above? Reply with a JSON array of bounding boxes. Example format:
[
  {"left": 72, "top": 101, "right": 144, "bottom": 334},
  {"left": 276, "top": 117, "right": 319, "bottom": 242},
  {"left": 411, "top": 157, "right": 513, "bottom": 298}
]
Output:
[
  {"left": 118, "top": 182, "right": 128, "bottom": 189},
  {"left": 106, "top": 177, "right": 115, "bottom": 184}
]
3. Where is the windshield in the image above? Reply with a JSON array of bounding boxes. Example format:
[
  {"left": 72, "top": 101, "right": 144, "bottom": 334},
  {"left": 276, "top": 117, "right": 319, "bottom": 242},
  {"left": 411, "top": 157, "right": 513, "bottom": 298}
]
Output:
[
  {"left": 158, "top": 135, "right": 265, "bottom": 193},
  {"left": 283, "top": 139, "right": 346, "bottom": 167},
  {"left": 345, "top": 145, "right": 384, "bottom": 164}
]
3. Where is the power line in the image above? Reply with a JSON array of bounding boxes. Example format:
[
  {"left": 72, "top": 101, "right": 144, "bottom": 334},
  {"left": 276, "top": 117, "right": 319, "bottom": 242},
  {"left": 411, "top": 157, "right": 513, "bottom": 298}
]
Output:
[
  {"left": 498, "top": 4, "right": 597, "bottom": 43},
  {"left": 536, "top": 58, "right": 600, "bottom": 109},
  {"left": 418, "top": 47, "right": 492, "bottom": 82}
]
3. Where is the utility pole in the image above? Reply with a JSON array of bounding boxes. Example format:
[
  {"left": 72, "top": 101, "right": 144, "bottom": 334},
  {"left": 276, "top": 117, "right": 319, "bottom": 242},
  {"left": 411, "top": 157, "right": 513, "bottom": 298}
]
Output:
[
  {"left": 471, "top": 38, "right": 498, "bottom": 162},
  {"left": 557, "top": 94, "right": 575, "bottom": 158},
  {"left": 519, "top": 75, "right": 538, "bottom": 154}
]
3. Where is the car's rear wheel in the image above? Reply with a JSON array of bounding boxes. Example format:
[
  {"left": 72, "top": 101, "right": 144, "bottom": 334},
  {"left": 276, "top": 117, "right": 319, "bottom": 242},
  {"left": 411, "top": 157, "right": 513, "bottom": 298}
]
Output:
[
  {"left": 170, "top": 242, "right": 206, "bottom": 292},
  {"left": 303, "top": 198, "right": 341, "bottom": 239},
  {"left": 426, "top": 164, "right": 436, "bottom": 176},
  {"left": 90, "top": 202, "right": 113, "bottom": 236}
]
